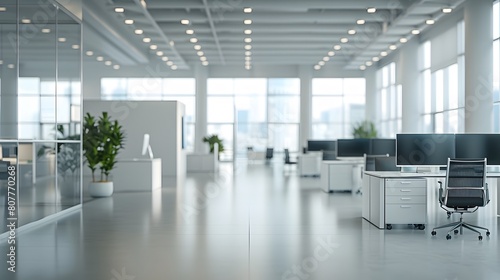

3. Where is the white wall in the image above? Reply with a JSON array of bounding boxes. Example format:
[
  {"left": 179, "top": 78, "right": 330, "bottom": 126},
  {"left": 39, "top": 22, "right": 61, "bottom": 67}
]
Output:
[{"left": 83, "top": 100, "right": 185, "bottom": 185}]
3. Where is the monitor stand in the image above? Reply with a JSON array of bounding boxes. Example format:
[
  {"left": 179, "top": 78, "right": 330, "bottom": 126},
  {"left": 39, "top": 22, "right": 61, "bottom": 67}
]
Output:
[{"left": 416, "top": 166, "right": 440, "bottom": 174}]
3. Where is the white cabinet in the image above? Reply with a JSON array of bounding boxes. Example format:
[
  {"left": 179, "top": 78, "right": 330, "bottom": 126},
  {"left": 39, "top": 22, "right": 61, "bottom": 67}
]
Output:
[
  {"left": 297, "top": 153, "right": 322, "bottom": 176},
  {"left": 321, "top": 160, "right": 364, "bottom": 192},
  {"left": 113, "top": 158, "right": 162, "bottom": 191},
  {"left": 363, "top": 173, "right": 427, "bottom": 230}
]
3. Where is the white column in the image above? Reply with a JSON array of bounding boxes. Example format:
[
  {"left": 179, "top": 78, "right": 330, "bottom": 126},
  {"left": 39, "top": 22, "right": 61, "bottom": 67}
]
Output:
[
  {"left": 464, "top": 0, "right": 493, "bottom": 132},
  {"left": 299, "top": 66, "right": 312, "bottom": 151},
  {"left": 400, "top": 39, "right": 421, "bottom": 133},
  {"left": 194, "top": 64, "right": 208, "bottom": 153},
  {"left": 364, "top": 67, "right": 377, "bottom": 124}
]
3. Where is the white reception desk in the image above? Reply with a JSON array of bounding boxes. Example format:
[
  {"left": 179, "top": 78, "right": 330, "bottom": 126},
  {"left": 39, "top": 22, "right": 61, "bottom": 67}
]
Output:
[{"left": 112, "top": 158, "right": 162, "bottom": 191}]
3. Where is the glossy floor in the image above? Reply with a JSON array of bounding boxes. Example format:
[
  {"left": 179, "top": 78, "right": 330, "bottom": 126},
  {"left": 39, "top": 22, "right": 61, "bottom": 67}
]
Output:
[{"left": 1, "top": 162, "right": 499, "bottom": 280}]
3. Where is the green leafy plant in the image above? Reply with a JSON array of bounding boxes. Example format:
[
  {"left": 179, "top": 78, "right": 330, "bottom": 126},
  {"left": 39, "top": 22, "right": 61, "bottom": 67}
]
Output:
[
  {"left": 83, "top": 112, "right": 125, "bottom": 182},
  {"left": 202, "top": 134, "right": 225, "bottom": 154},
  {"left": 352, "top": 120, "right": 378, "bottom": 139}
]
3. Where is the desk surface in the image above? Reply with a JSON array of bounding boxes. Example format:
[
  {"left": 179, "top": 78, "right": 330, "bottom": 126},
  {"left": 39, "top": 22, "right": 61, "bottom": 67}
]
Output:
[{"left": 365, "top": 171, "right": 500, "bottom": 178}]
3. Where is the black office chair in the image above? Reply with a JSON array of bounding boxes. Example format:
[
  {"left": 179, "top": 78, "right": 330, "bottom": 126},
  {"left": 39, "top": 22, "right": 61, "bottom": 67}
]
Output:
[
  {"left": 284, "top": 149, "right": 297, "bottom": 167},
  {"left": 265, "top": 148, "right": 274, "bottom": 160},
  {"left": 431, "top": 158, "right": 491, "bottom": 240}
]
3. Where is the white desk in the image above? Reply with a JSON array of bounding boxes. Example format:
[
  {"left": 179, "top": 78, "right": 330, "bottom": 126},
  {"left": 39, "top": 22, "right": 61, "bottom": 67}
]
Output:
[
  {"left": 113, "top": 158, "right": 162, "bottom": 191},
  {"left": 186, "top": 153, "right": 218, "bottom": 172},
  {"left": 363, "top": 171, "right": 500, "bottom": 229},
  {"left": 297, "top": 153, "right": 322, "bottom": 176},
  {"left": 320, "top": 159, "right": 364, "bottom": 192}
]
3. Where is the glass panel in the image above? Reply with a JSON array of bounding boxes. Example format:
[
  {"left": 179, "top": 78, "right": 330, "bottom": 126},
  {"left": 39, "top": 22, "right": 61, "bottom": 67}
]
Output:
[
  {"left": 207, "top": 78, "right": 234, "bottom": 95},
  {"left": 494, "top": 40, "right": 500, "bottom": 102},
  {"left": 0, "top": 142, "right": 18, "bottom": 234},
  {"left": 235, "top": 95, "right": 266, "bottom": 123},
  {"left": 311, "top": 124, "right": 343, "bottom": 139},
  {"left": 57, "top": 142, "right": 80, "bottom": 209},
  {"left": 207, "top": 96, "right": 234, "bottom": 123},
  {"left": 268, "top": 124, "right": 299, "bottom": 152},
  {"left": 311, "top": 96, "right": 343, "bottom": 122},
  {"left": 234, "top": 78, "right": 266, "bottom": 95},
  {"left": 207, "top": 124, "right": 233, "bottom": 161},
  {"left": 184, "top": 123, "right": 195, "bottom": 152},
  {"left": 312, "top": 78, "right": 343, "bottom": 95},
  {"left": 343, "top": 78, "right": 365, "bottom": 96},
  {"left": 163, "top": 78, "right": 195, "bottom": 95},
  {"left": 494, "top": 104, "right": 500, "bottom": 132},
  {"left": 128, "top": 78, "right": 162, "bottom": 99},
  {"left": 434, "top": 70, "right": 444, "bottom": 112},
  {"left": 268, "top": 96, "right": 299, "bottom": 123},
  {"left": 448, "top": 64, "right": 458, "bottom": 109},
  {"left": 494, "top": 2, "right": 499, "bottom": 40},
  {"left": 101, "top": 78, "right": 127, "bottom": 96},
  {"left": 423, "top": 69, "right": 432, "bottom": 113},
  {"left": 434, "top": 112, "right": 444, "bottom": 133},
  {"left": 235, "top": 123, "right": 267, "bottom": 156},
  {"left": 268, "top": 78, "right": 300, "bottom": 95}
]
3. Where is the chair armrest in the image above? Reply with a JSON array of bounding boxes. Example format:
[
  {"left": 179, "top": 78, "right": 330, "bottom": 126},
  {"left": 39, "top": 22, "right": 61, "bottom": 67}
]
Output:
[
  {"left": 438, "top": 181, "right": 444, "bottom": 204},
  {"left": 485, "top": 182, "right": 490, "bottom": 204}
]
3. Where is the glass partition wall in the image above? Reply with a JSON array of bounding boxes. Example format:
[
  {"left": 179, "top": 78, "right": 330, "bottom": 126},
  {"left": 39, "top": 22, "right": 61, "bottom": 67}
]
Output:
[{"left": 0, "top": 0, "right": 82, "bottom": 234}]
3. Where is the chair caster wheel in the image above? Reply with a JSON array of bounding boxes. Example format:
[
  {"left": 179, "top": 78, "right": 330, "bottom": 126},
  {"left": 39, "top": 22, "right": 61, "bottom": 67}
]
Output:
[
  {"left": 446, "top": 234, "right": 451, "bottom": 240},
  {"left": 486, "top": 231, "right": 490, "bottom": 236},
  {"left": 418, "top": 224, "right": 425, "bottom": 230},
  {"left": 479, "top": 235, "right": 483, "bottom": 241},
  {"left": 454, "top": 230, "right": 459, "bottom": 235},
  {"left": 386, "top": 224, "right": 392, "bottom": 230},
  {"left": 431, "top": 230, "right": 436, "bottom": 236},
  {"left": 447, "top": 212, "right": 451, "bottom": 218}
]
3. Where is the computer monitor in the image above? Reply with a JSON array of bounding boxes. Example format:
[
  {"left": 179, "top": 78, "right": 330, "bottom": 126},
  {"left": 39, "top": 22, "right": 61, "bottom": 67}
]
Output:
[
  {"left": 142, "top": 133, "right": 154, "bottom": 159},
  {"left": 396, "top": 134, "right": 455, "bottom": 166},
  {"left": 336, "top": 139, "right": 370, "bottom": 157},
  {"left": 374, "top": 156, "right": 400, "bottom": 171},
  {"left": 370, "top": 138, "right": 396, "bottom": 156},
  {"left": 307, "top": 140, "right": 336, "bottom": 152},
  {"left": 455, "top": 134, "right": 500, "bottom": 165}
]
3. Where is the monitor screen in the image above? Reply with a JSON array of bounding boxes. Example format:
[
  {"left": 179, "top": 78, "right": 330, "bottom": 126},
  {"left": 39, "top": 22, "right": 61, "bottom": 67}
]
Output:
[
  {"left": 455, "top": 134, "right": 500, "bottom": 165},
  {"left": 396, "top": 134, "right": 455, "bottom": 166},
  {"left": 337, "top": 139, "right": 370, "bottom": 157},
  {"left": 370, "top": 138, "right": 396, "bottom": 156},
  {"left": 307, "top": 140, "right": 336, "bottom": 152}
]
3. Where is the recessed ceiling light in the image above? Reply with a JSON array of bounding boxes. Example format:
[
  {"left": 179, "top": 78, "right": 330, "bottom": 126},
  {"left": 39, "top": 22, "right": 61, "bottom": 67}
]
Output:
[
  {"left": 85, "top": 51, "right": 94, "bottom": 56},
  {"left": 0, "top": 60, "right": 3, "bottom": 64},
  {"left": 380, "top": 51, "right": 388, "bottom": 56},
  {"left": 323, "top": 56, "right": 330, "bottom": 62},
  {"left": 140, "top": 0, "right": 147, "bottom": 8},
  {"left": 150, "top": 44, "right": 158, "bottom": 50},
  {"left": 124, "top": 19, "right": 134, "bottom": 25},
  {"left": 244, "top": 38, "right": 252, "bottom": 43},
  {"left": 442, "top": 7, "right": 452, "bottom": 13},
  {"left": 167, "top": 61, "right": 174, "bottom": 66},
  {"left": 113, "top": 65, "right": 120, "bottom": 70},
  {"left": 156, "top": 51, "right": 164, "bottom": 56},
  {"left": 186, "top": 29, "right": 194, "bottom": 35},
  {"left": 389, "top": 45, "right": 397, "bottom": 50},
  {"left": 194, "top": 45, "right": 202, "bottom": 50},
  {"left": 356, "top": 19, "right": 365, "bottom": 25},
  {"left": 8, "top": 64, "right": 15, "bottom": 69},
  {"left": 190, "top": 38, "right": 198, "bottom": 43},
  {"left": 244, "top": 19, "right": 252, "bottom": 25},
  {"left": 169, "top": 40, "right": 175, "bottom": 46},
  {"left": 171, "top": 65, "right": 178, "bottom": 70},
  {"left": 348, "top": 29, "right": 356, "bottom": 35},
  {"left": 115, "top": 7, "right": 124, "bottom": 13},
  {"left": 426, "top": 19, "right": 435, "bottom": 25},
  {"left": 134, "top": 29, "right": 143, "bottom": 35},
  {"left": 143, "top": 37, "right": 151, "bottom": 43},
  {"left": 71, "top": 44, "right": 80, "bottom": 49},
  {"left": 360, "top": 65, "right": 366, "bottom": 70},
  {"left": 244, "top": 45, "right": 252, "bottom": 50},
  {"left": 244, "top": 29, "right": 252, "bottom": 35},
  {"left": 399, "top": 38, "right": 408, "bottom": 43},
  {"left": 200, "top": 56, "right": 207, "bottom": 61},
  {"left": 21, "top": 18, "right": 31, "bottom": 24},
  {"left": 96, "top": 56, "right": 104, "bottom": 61},
  {"left": 245, "top": 65, "right": 251, "bottom": 70},
  {"left": 245, "top": 51, "right": 252, "bottom": 56},
  {"left": 244, "top": 7, "right": 252, "bottom": 13},
  {"left": 340, "top": 37, "right": 349, "bottom": 43},
  {"left": 245, "top": 56, "right": 251, "bottom": 61},
  {"left": 41, "top": 28, "right": 51, "bottom": 33},
  {"left": 318, "top": 61, "right": 325, "bottom": 66},
  {"left": 365, "top": 61, "right": 373, "bottom": 66},
  {"left": 372, "top": 57, "right": 380, "bottom": 62},
  {"left": 162, "top": 56, "right": 169, "bottom": 61},
  {"left": 314, "top": 65, "right": 321, "bottom": 70},
  {"left": 105, "top": 61, "right": 112, "bottom": 66},
  {"left": 333, "top": 45, "right": 341, "bottom": 50},
  {"left": 367, "top": 7, "right": 376, "bottom": 13},
  {"left": 0, "top": 7, "right": 7, "bottom": 12},
  {"left": 328, "top": 51, "right": 335, "bottom": 56},
  {"left": 58, "top": 37, "right": 66, "bottom": 42},
  {"left": 197, "top": 51, "right": 204, "bottom": 56},
  {"left": 181, "top": 19, "right": 190, "bottom": 25},
  {"left": 245, "top": 61, "right": 251, "bottom": 66},
  {"left": 202, "top": 61, "right": 209, "bottom": 66},
  {"left": 411, "top": 29, "right": 420, "bottom": 35}
]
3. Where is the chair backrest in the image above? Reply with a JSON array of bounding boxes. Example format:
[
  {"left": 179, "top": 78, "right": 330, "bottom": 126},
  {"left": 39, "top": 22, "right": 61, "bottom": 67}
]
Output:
[
  {"left": 284, "top": 149, "right": 291, "bottom": 163},
  {"left": 266, "top": 148, "right": 274, "bottom": 159},
  {"left": 374, "top": 156, "right": 399, "bottom": 171},
  {"left": 444, "top": 158, "right": 488, "bottom": 208},
  {"left": 364, "top": 154, "right": 389, "bottom": 172}
]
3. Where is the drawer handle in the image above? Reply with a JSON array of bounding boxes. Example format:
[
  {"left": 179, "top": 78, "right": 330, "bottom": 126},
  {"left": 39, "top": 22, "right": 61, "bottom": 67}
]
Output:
[
  {"left": 400, "top": 197, "right": 412, "bottom": 201},
  {"left": 400, "top": 181, "right": 413, "bottom": 184},
  {"left": 400, "top": 205, "right": 411, "bottom": 208},
  {"left": 400, "top": 189, "right": 412, "bottom": 192}
]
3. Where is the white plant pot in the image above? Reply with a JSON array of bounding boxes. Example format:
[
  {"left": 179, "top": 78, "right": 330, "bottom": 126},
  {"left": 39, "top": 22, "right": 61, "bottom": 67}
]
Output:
[{"left": 89, "top": 181, "right": 114, "bottom": 198}]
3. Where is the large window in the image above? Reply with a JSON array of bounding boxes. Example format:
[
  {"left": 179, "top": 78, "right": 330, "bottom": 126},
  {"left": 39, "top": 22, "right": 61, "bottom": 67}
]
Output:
[
  {"left": 493, "top": 1, "right": 500, "bottom": 132},
  {"left": 376, "top": 63, "right": 401, "bottom": 137},
  {"left": 207, "top": 78, "right": 300, "bottom": 160},
  {"left": 421, "top": 21, "right": 465, "bottom": 133},
  {"left": 311, "top": 78, "right": 365, "bottom": 139},
  {"left": 101, "top": 78, "right": 196, "bottom": 151}
]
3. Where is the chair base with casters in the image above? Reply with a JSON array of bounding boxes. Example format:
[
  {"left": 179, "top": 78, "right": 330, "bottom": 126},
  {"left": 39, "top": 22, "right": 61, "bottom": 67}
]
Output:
[{"left": 431, "top": 212, "right": 490, "bottom": 240}]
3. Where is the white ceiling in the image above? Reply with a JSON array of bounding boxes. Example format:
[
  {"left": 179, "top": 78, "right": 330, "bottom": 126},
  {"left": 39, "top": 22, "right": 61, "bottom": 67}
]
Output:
[{"left": 82, "top": 0, "right": 465, "bottom": 71}]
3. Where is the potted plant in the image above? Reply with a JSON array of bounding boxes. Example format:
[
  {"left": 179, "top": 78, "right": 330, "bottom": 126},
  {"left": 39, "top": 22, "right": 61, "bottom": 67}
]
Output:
[
  {"left": 352, "top": 120, "right": 378, "bottom": 139},
  {"left": 57, "top": 143, "right": 80, "bottom": 198},
  {"left": 202, "top": 134, "right": 225, "bottom": 155},
  {"left": 83, "top": 112, "right": 125, "bottom": 197}
]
